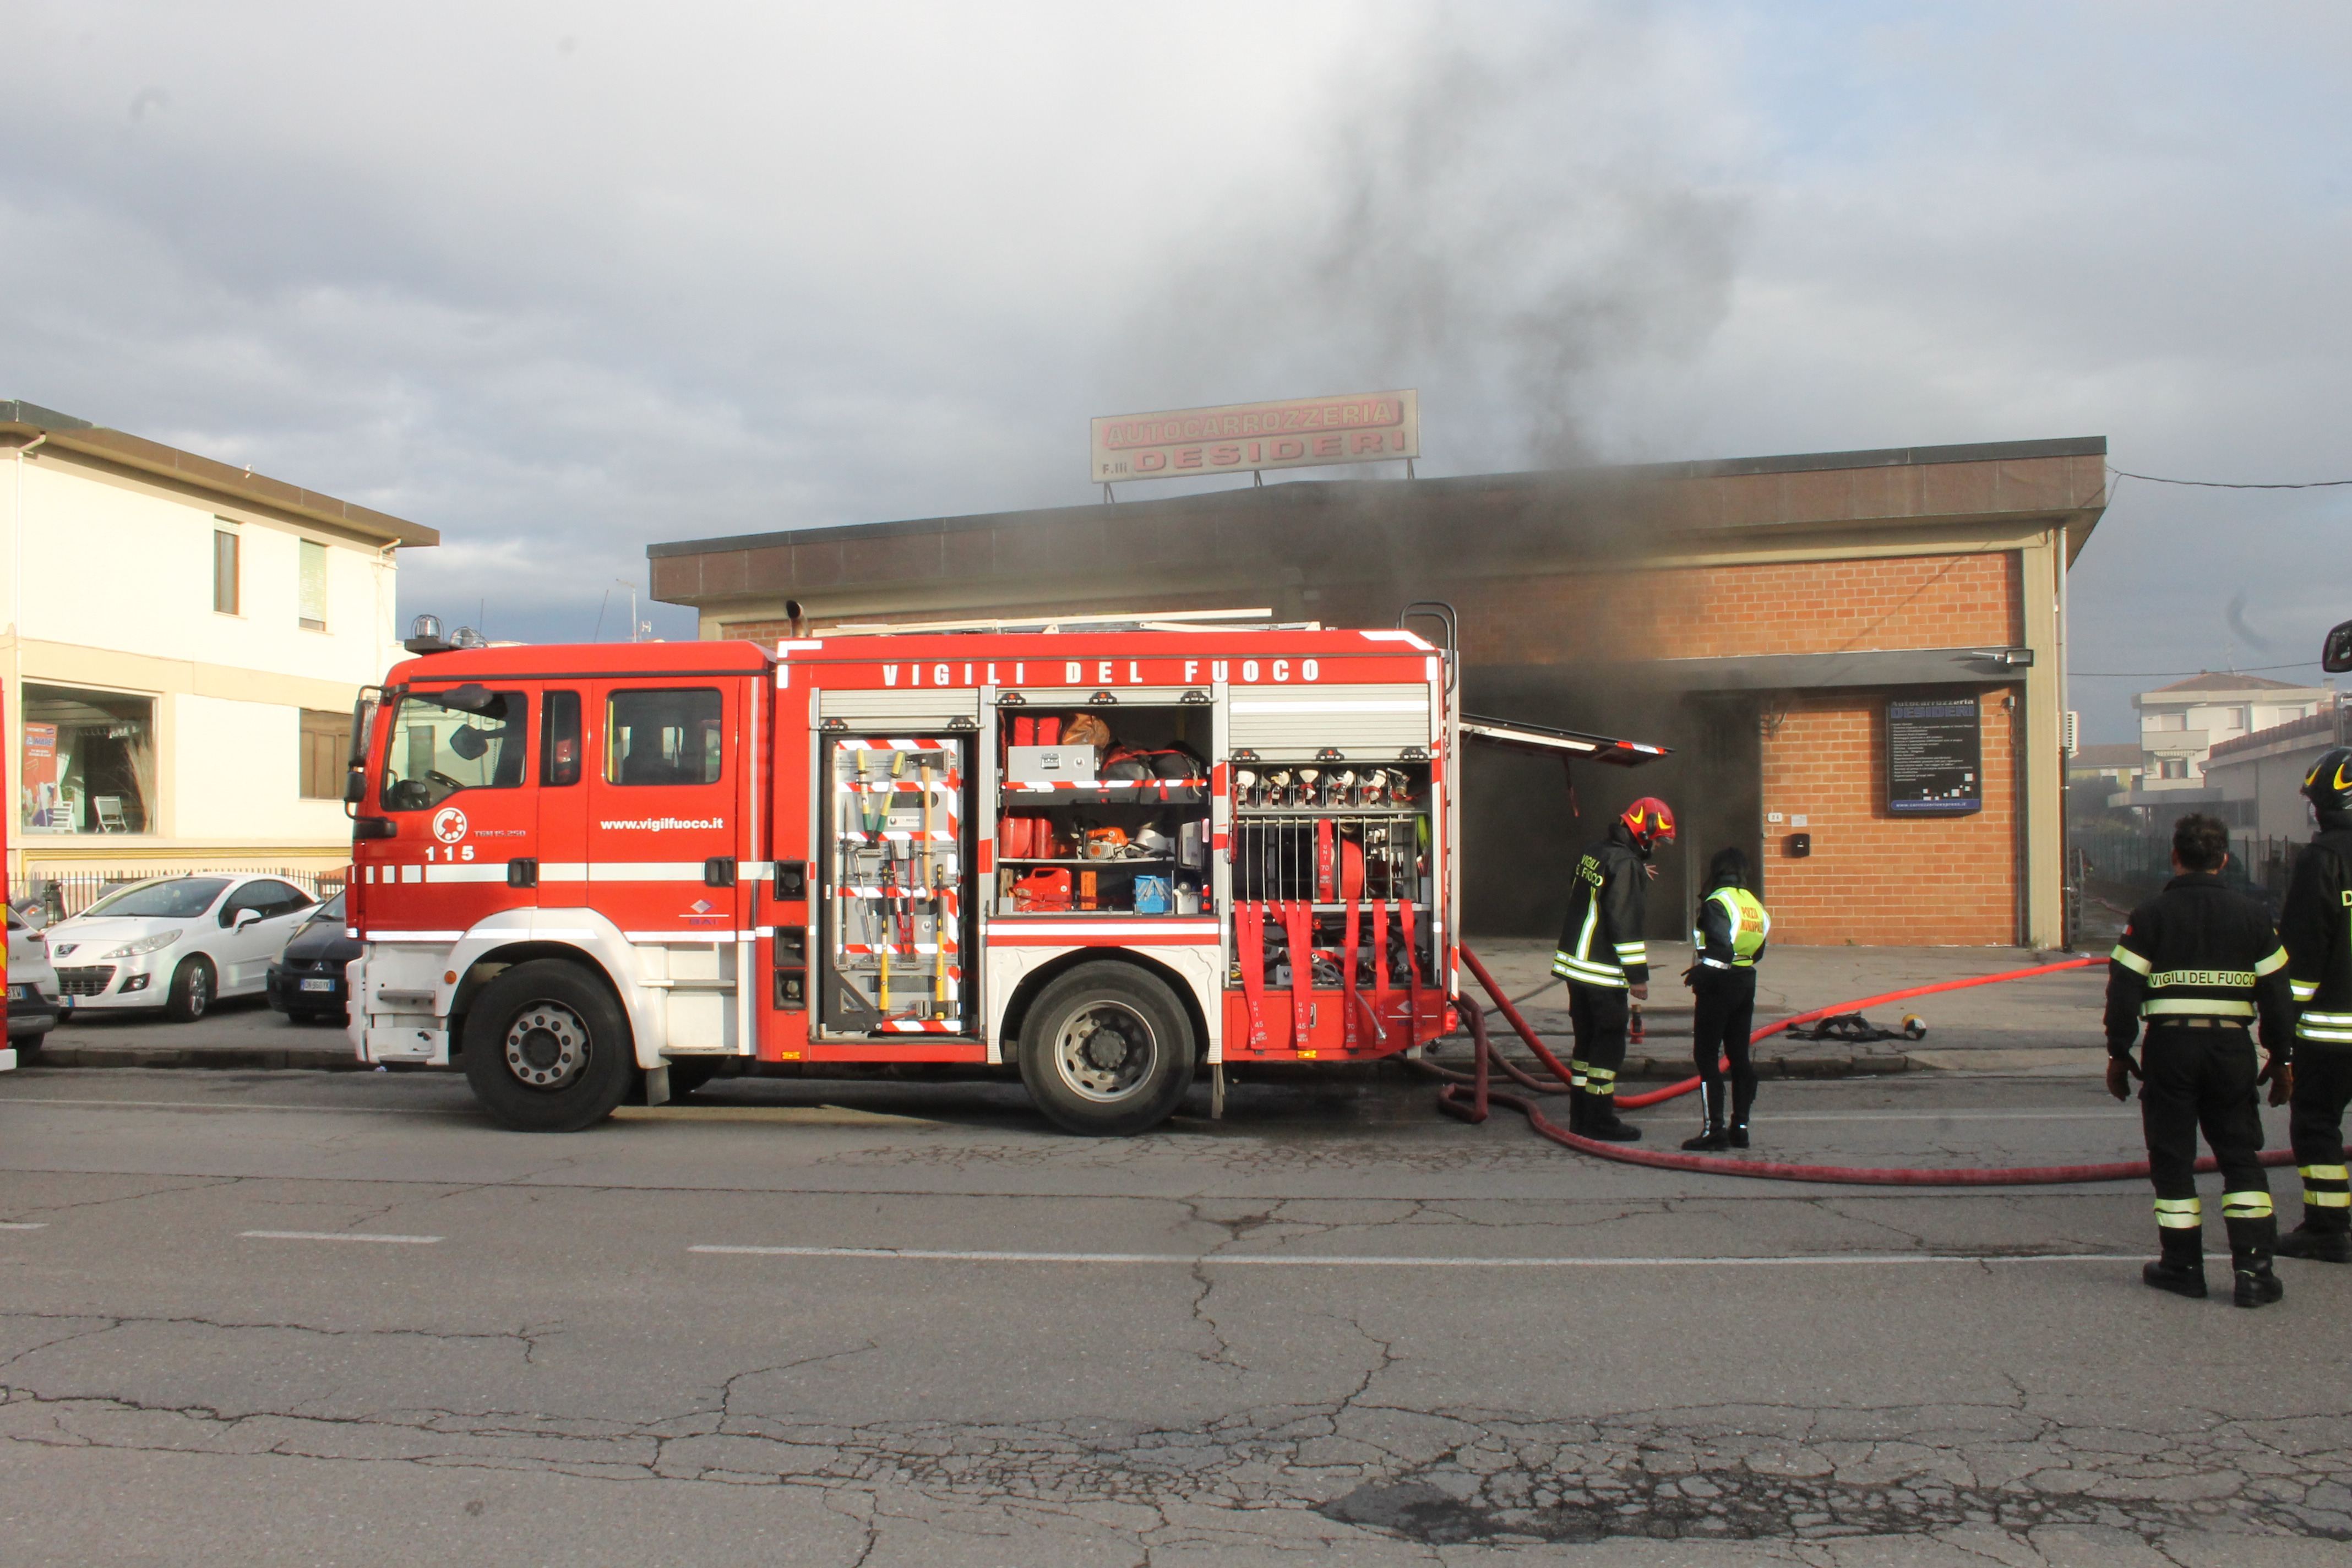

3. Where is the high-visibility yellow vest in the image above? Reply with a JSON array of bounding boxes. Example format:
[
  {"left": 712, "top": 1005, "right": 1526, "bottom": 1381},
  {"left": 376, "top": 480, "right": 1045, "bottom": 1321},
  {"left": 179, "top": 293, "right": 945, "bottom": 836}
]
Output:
[{"left": 1704, "top": 886, "right": 1770, "bottom": 966}]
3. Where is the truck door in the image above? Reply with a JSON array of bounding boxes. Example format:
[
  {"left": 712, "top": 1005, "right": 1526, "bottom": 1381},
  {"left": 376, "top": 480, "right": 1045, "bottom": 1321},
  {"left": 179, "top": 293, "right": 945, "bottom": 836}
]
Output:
[
  {"left": 373, "top": 684, "right": 539, "bottom": 933},
  {"left": 577, "top": 680, "right": 750, "bottom": 941}
]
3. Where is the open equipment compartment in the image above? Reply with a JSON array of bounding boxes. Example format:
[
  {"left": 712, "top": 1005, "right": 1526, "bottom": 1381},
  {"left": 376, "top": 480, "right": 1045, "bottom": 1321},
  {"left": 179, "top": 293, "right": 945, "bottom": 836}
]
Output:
[
  {"left": 820, "top": 735, "right": 969, "bottom": 1035},
  {"left": 994, "top": 701, "right": 1211, "bottom": 917}
]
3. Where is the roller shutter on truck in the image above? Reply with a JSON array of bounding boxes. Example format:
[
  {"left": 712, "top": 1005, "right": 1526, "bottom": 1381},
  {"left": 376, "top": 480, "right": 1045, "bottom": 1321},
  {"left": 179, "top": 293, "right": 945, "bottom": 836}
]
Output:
[
  {"left": 1226, "top": 684, "right": 1433, "bottom": 759},
  {"left": 816, "top": 687, "right": 982, "bottom": 725}
]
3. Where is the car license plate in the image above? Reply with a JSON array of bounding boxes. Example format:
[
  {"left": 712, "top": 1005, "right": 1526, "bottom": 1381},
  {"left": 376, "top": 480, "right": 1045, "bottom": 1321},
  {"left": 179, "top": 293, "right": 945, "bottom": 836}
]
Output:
[
  {"left": 300, "top": 978, "right": 335, "bottom": 993},
  {"left": 7, "top": 983, "right": 25, "bottom": 1000}
]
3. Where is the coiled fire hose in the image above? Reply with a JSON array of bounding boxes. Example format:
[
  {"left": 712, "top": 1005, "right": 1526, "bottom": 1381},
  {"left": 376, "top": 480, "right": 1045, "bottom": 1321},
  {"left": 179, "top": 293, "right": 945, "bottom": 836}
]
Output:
[{"left": 1429, "top": 944, "right": 2294, "bottom": 1186}]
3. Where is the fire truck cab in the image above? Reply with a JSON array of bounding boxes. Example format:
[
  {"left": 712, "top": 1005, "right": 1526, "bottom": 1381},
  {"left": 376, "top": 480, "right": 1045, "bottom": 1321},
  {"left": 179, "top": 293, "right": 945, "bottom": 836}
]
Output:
[{"left": 344, "top": 621, "right": 1658, "bottom": 1134}]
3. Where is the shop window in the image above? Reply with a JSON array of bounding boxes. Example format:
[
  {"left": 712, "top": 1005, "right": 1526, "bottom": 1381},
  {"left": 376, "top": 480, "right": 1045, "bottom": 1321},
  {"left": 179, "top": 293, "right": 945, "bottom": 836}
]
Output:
[
  {"left": 213, "top": 529, "right": 240, "bottom": 616},
  {"left": 300, "top": 709, "right": 352, "bottom": 799},
  {"left": 20, "top": 684, "right": 156, "bottom": 835},
  {"left": 298, "top": 540, "right": 328, "bottom": 631},
  {"left": 606, "top": 689, "right": 722, "bottom": 786}
]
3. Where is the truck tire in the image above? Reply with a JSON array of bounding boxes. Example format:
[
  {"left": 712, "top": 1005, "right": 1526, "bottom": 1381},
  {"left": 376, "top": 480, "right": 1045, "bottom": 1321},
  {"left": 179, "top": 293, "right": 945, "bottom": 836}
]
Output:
[
  {"left": 1017, "top": 962, "right": 1194, "bottom": 1136},
  {"left": 164, "top": 956, "right": 215, "bottom": 1022},
  {"left": 461, "top": 960, "right": 635, "bottom": 1132}
]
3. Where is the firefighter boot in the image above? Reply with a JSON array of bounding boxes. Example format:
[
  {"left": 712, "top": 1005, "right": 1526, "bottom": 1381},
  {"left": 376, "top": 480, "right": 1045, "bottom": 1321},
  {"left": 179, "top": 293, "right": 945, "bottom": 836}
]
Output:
[
  {"left": 2274, "top": 1211, "right": 2352, "bottom": 1264},
  {"left": 1681, "top": 1082, "right": 1728, "bottom": 1152},
  {"left": 1727, "top": 1079, "right": 1757, "bottom": 1150},
  {"left": 1582, "top": 1091, "right": 1642, "bottom": 1143},
  {"left": 2141, "top": 1227, "right": 2208, "bottom": 1300},
  {"left": 2228, "top": 1215, "right": 2284, "bottom": 1309}
]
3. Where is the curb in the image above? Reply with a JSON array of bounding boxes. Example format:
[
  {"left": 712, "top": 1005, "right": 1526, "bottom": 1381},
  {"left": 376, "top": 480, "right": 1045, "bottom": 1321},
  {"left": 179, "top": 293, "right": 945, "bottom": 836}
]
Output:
[{"left": 19, "top": 1046, "right": 381, "bottom": 1072}]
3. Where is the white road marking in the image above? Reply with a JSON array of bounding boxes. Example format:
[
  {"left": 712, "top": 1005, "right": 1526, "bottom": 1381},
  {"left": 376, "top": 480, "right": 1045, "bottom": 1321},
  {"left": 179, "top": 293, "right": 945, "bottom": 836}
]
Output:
[
  {"left": 1756, "top": 1110, "right": 2135, "bottom": 1123},
  {"left": 0, "top": 1221, "right": 48, "bottom": 1230},
  {"left": 239, "top": 1231, "right": 444, "bottom": 1244},
  {"left": 689, "top": 1245, "right": 2135, "bottom": 1268},
  {"left": 0, "top": 1099, "right": 448, "bottom": 1115}
]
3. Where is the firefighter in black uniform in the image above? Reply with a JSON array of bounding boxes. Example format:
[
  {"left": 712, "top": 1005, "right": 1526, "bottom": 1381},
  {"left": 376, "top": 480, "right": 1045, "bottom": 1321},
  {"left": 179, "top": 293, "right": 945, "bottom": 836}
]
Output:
[
  {"left": 2104, "top": 812, "right": 2295, "bottom": 1306},
  {"left": 2277, "top": 745, "right": 2352, "bottom": 1263},
  {"left": 1552, "top": 797, "right": 1675, "bottom": 1142},
  {"left": 1681, "top": 846, "right": 1770, "bottom": 1152}
]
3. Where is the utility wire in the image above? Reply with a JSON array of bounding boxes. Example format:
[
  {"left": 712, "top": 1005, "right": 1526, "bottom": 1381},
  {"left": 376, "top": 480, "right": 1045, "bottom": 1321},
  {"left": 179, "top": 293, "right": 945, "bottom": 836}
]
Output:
[
  {"left": 2109, "top": 465, "right": 2352, "bottom": 491},
  {"left": 2070, "top": 662, "right": 2322, "bottom": 678}
]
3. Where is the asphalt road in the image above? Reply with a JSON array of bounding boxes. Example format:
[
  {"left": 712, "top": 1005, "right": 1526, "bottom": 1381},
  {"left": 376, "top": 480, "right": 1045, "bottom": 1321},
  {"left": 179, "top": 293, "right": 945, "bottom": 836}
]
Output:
[{"left": 3, "top": 1060, "right": 2346, "bottom": 1567}]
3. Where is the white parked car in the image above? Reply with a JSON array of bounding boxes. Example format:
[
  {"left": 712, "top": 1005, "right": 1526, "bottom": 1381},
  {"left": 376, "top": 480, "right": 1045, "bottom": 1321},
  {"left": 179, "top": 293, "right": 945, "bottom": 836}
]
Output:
[
  {"left": 7, "top": 905, "right": 62, "bottom": 1065},
  {"left": 46, "top": 875, "right": 318, "bottom": 1022}
]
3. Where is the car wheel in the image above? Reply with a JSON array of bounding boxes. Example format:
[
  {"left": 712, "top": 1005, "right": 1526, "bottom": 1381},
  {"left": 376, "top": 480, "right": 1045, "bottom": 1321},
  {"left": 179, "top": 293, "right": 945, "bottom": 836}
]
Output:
[
  {"left": 165, "top": 957, "right": 215, "bottom": 1022},
  {"left": 461, "top": 960, "right": 635, "bottom": 1133},
  {"left": 1017, "top": 961, "right": 1194, "bottom": 1136}
]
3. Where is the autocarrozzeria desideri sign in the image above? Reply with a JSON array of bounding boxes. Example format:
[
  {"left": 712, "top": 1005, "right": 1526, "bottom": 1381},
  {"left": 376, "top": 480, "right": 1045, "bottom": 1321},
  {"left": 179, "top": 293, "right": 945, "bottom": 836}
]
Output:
[{"left": 1091, "top": 390, "right": 1419, "bottom": 483}]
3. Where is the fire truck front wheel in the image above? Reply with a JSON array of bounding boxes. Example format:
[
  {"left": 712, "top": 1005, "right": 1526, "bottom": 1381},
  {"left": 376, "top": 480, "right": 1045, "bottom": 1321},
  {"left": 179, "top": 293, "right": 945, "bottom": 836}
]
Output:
[
  {"left": 1019, "top": 962, "right": 1195, "bottom": 1136},
  {"left": 461, "top": 960, "right": 635, "bottom": 1132}
]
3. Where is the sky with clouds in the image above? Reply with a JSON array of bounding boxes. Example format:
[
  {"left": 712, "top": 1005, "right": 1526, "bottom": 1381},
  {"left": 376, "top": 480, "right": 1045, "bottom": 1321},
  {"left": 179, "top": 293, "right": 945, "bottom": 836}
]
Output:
[{"left": 2, "top": 1, "right": 2345, "bottom": 741}]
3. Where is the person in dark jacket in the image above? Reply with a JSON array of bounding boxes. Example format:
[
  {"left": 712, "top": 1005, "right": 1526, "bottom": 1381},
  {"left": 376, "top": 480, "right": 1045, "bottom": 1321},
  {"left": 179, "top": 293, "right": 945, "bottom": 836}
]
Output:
[
  {"left": 2104, "top": 812, "right": 2295, "bottom": 1308},
  {"left": 1552, "top": 797, "right": 1675, "bottom": 1141},
  {"left": 2277, "top": 745, "right": 2352, "bottom": 1262},
  {"left": 1681, "top": 846, "right": 1770, "bottom": 1152}
]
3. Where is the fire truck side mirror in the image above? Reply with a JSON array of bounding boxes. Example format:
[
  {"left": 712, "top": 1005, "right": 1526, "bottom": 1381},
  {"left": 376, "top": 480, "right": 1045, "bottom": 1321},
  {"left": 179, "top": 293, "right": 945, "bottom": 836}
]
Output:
[
  {"left": 774, "top": 860, "right": 808, "bottom": 901},
  {"left": 342, "top": 771, "right": 367, "bottom": 806},
  {"left": 2324, "top": 618, "right": 2352, "bottom": 674}
]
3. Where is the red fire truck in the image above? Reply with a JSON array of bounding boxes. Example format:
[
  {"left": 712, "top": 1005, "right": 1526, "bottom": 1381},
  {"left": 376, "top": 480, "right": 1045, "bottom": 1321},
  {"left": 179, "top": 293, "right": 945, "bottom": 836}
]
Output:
[{"left": 342, "top": 615, "right": 1660, "bottom": 1133}]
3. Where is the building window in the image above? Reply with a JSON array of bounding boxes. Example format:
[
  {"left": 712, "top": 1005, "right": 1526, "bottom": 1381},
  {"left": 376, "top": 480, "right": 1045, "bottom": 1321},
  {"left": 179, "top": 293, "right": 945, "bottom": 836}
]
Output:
[
  {"left": 300, "top": 709, "right": 353, "bottom": 799},
  {"left": 299, "top": 539, "right": 328, "bottom": 631},
  {"left": 2145, "top": 711, "right": 2185, "bottom": 732},
  {"left": 213, "top": 530, "right": 241, "bottom": 615},
  {"left": 19, "top": 684, "right": 156, "bottom": 834},
  {"left": 2160, "top": 758, "right": 2190, "bottom": 780}
]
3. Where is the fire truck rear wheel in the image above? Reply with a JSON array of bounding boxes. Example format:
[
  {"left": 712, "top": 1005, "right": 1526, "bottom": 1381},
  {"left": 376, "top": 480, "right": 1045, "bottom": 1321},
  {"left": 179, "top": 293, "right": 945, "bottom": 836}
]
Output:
[
  {"left": 1019, "top": 962, "right": 1194, "bottom": 1136},
  {"left": 461, "top": 960, "right": 635, "bottom": 1132}
]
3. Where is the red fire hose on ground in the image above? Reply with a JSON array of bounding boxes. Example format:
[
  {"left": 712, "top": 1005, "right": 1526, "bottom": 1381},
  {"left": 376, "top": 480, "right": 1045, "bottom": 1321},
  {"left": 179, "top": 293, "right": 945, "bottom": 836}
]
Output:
[{"left": 1434, "top": 944, "right": 2294, "bottom": 1186}]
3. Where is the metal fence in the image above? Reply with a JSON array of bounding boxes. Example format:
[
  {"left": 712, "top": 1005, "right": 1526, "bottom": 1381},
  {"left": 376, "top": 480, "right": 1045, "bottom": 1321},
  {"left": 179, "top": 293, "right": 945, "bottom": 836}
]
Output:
[
  {"left": 9, "top": 866, "right": 349, "bottom": 925},
  {"left": 2073, "top": 833, "right": 2306, "bottom": 914}
]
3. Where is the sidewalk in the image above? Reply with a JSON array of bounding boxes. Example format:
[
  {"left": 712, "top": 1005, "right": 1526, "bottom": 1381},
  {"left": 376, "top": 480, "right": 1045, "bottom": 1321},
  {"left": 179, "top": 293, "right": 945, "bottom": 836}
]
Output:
[{"left": 1460, "top": 938, "right": 2111, "bottom": 1081}]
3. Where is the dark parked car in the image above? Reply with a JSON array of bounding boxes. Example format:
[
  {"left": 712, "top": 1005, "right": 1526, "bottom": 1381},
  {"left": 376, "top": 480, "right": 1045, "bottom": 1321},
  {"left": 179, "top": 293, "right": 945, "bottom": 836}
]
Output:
[{"left": 265, "top": 891, "right": 358, "bottom": 1023}]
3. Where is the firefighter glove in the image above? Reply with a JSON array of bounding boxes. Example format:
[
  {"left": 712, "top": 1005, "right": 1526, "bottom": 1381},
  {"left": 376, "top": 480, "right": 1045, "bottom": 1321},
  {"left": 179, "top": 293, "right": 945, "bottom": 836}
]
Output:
[{"left": 2105, "top": 1054, "right": 2139, "bottom": 1104}]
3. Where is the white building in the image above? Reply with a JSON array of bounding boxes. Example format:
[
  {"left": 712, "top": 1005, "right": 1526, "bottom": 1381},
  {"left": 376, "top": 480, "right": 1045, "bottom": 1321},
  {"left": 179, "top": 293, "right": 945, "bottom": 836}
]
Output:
[
  {"left": 3, "top": 400, "right": 436, "bottom": 886},
  {"left": 2204, "top": 704, "right": 2349, "bottom": 847},
  {"left": 2110, "top": 671, "right": 2331, "bottom": 811}
]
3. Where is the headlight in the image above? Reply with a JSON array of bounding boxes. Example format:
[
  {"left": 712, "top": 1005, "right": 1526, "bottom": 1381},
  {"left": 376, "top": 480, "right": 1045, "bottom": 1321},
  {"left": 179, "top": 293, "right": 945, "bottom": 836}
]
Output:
[{"left": 98, "top": 929, "right": 183, "bottom": 960}]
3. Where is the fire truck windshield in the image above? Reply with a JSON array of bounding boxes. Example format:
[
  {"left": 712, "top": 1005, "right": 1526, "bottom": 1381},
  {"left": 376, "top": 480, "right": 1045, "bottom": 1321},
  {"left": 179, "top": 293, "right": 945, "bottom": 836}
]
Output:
[{"left": 380, "top": 689, "right": 527, "bottom": 811}]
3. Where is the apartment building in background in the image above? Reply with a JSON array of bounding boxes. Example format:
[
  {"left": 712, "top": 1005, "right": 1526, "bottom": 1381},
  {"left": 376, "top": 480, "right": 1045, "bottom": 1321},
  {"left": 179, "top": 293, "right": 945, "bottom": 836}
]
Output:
[
  {"left": 2, "top": 400, "right": 437, "bottom": 884},
  {"left": 2110, "top": 671, "right": 2332, "bottom": 812}
]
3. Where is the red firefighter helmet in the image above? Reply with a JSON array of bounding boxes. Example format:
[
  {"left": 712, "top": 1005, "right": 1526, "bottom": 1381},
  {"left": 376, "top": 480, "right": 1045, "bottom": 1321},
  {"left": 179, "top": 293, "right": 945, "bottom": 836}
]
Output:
[{"left": 1620, "top": 796, "right": 1676, "bottom": 853}]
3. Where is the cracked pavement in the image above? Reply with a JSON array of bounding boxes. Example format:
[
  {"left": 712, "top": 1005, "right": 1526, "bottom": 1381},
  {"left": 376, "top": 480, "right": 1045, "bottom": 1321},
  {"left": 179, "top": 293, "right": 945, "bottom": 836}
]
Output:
[{"left": 1, "top": 1065, "right": 2346, "bottom": 1566}]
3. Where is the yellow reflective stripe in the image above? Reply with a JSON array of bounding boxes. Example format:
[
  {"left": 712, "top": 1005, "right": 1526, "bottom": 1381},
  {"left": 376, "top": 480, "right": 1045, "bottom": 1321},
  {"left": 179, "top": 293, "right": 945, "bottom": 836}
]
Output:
[
  {"left": 1566, "top": 1058, "right": 1589, "bottom": 1088},
  {"left": 2300, "top": 1010, "right": 2352, "bottom": 1025},
  {"left": 2220, "top": 1191, "right": 2274, "bottom": 1220},
  {"left": 2292, "top": 981, "right": 2320, "bottom": 1001},
  {"left": 2254, "top": 948, "right": 2289, "bottom": 976},
  {"left": 1553, "top": 955, "right": 1626, "bottom": 986},
  {"left": 2144, "top": 998, "right": 2256, "bottom": 1017},
  {"left": 2297, "top": 1164, "right": 2350, "bottom": 1182},
  {"left": 2297, "top": 1023, "right": 2352, "bottom": 1042},
  {"left": 1575, "top": 901, "right": 1603, "bottom": 964},
  {"left": 2154, "top": 1196, "right": 2203, "bottom": 1227},
  {"left": 2110, "top": 945, "right": 2153, "bottom": 976},
  {"left": 2148, "top": 970, "right": 2256, "bottom": 989},
  {"left": 1614, "top": 943, "right": 1647, "bottom": 961},
  {"left": 2309, "top": 1192, "right": 2352, "bottom": 1208}
]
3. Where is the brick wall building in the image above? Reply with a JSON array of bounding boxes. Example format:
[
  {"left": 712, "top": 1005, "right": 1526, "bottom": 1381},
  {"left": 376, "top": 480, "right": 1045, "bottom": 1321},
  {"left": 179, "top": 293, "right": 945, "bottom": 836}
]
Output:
[{"left": 648, "top": 438, "right": 2104, "bottom": 948}]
